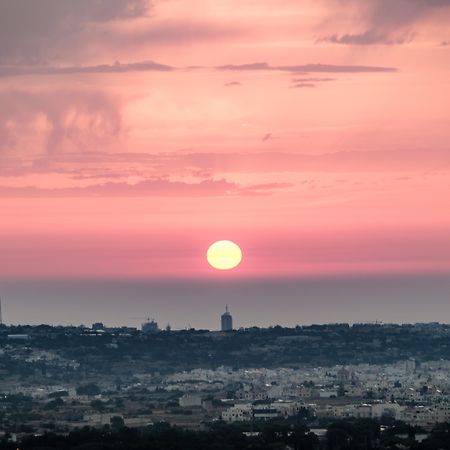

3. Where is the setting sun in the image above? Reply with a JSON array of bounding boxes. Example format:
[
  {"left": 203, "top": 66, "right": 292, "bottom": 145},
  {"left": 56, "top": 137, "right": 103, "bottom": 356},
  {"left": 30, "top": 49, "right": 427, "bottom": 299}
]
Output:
[{"left": 207, "top": 240, "right": 242, "bottom": 270}]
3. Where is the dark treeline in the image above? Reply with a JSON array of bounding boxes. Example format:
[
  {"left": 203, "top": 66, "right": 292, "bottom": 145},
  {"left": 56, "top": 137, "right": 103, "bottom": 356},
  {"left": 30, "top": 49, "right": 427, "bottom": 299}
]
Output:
[
  {"left": 3, "top": 419, "right": 450, "bottom": 450},
  {"left": 3, "top": 323, "right": 450, "bottom": 373}
]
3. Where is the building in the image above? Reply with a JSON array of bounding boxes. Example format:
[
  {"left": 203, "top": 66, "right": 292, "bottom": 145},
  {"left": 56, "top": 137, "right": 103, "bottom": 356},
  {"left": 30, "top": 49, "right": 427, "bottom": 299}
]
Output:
[
  {"left": 222, "top": 404, "right": 253, "bottom": 422},
  {"left": 179, "top": 394, "right": 203, "bottom": 407},
  {"left": 222, "top": 401, "right": 303, "bottom": 422},
  {"left": 221, "top": 305, "right": 233, "bottom": 331},
  {"left": 141, "top": 318, "right": 159, "bottom": 333},
  {"left": 7, "top": 334, "right": 30, "bottom": 340}
]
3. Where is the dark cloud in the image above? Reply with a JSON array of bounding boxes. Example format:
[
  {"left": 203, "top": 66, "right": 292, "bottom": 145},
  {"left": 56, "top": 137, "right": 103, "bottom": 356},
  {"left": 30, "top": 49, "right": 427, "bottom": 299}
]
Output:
[
  {"left": 0, "top": 60, "right": 174, "bottom": 77},
  {"left": 217, "top": 62, "right": 396, "bottom": 73},
  {"left": 281, "top": 63, "right": 396, "bottom": 73},
  {"left": 323, "top": 29, "right": 414, "bottom": 45},
  {"left": 219, "top": 62, "right": 271, "bottom": 71},
  {"left": 322, "top": 0, "right": 450, "bottom": 45},
  {"left": 0, "top": 0, "right": 149, "bottom": 64},
  {"left": 0, "top": 60, "right": 395, "bottom": 79}
]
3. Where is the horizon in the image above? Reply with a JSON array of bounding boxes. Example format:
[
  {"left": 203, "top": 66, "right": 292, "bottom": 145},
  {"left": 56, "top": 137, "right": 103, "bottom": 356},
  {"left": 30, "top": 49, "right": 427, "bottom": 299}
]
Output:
[
  {"left": 2, "top": 319, "right": 449, "bottom": 330},
  {"left": 1, "top": 0, "right": 450, "bottom": 325}
]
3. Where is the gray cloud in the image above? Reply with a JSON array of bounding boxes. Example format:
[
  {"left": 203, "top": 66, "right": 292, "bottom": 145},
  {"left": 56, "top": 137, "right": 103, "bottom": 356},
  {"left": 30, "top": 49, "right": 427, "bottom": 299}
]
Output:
[
  {"left": 219, "top": 62, "right": 271, "bottom": 71},
  {"left": 290, "top": 83, "right": 316, "bottom": 88},
  {"left": 217, "top": 62, "right": 396, "bottom": 73},
  {"left": 0, "top": 60, "right": 173, "bottom": 77},
  {"left": 290, "top": 77, "right": 335, "bottom": 88},
  {"left": 0, "top": 1, "right": 242, "bottom": 67},
  {"left": 0, "top": 0, "right": 149, "bottom": 64},
  {"left": 324, "top": 29, "right": 414, "bottom": 45},
  {"left": 0, "top": 60, "right": 396, "bottom": 79},
  {"left": 0, "top": 89, "right": 122, "bottom": 157},
  {"left": 322, "top": 0, "right": 450, "bottom": 45}
]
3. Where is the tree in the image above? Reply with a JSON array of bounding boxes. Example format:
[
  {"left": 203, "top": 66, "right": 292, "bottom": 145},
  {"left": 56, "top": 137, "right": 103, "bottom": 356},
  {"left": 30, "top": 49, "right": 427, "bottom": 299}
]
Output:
[
  {"left": 110, "top": 416, "right": 125, "bottom": 431},
  {"left": 90, "top": 399, "right": 105, "bottom": 412},
  {"left": 45, "top": 397, "right": 64, "bottom": 410},
  {"left": 76, "top": 383, "right": 101, "bottom": 396}
]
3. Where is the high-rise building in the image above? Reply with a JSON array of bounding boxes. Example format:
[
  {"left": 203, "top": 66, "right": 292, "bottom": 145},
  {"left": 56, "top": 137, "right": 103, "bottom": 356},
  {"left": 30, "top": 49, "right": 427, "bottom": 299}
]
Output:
[
  {"left": 92, "top": 322, "right": 105, "bottom": 331},
  {"left": 141, "top": 318, "right": 159, "bottom": 333},
  {"left": 221, "top": 305, "right": 233, "bottom": 331}
]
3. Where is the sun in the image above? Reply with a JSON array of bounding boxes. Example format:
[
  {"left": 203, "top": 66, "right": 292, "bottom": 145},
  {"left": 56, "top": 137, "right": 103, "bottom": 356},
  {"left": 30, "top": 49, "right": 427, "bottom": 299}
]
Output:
[{"left": 207, "top": 240, "right": 242, "bottom": 270}]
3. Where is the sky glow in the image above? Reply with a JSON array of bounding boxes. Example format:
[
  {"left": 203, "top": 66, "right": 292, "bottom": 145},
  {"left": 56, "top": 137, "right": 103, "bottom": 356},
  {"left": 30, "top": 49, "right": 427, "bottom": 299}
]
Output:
[{"left": 0, "top": 0, "right": 449, "bottom": 282}]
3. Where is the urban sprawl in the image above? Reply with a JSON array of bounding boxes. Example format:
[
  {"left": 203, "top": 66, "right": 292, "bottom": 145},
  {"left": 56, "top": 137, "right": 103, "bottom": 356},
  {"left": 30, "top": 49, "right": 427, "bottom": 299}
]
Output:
[{"left": 3, "top": 313, "right": 450, "bottom": 448}]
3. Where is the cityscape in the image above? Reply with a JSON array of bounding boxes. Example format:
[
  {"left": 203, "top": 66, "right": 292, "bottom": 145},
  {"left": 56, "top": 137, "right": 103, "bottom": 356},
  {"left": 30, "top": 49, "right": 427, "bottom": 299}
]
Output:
[{"left": 3, "top": 307, "right": 450, "bottom": 448}]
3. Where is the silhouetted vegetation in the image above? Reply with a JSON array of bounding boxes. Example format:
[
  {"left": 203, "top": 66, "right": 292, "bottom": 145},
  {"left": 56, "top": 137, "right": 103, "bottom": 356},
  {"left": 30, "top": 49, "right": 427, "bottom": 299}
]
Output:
[
  {"left": 2, "top": 323, "right": 450, "bottom": 377},
  {"left": 2, "top": 419, "right": 450, "bottom": 449}
]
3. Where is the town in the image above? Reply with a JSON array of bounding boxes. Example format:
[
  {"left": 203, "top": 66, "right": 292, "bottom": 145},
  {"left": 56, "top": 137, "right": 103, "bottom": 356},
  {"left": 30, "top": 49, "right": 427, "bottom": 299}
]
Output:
[{"left": 3, "top": 311, "right": 450, "bottom": 447}]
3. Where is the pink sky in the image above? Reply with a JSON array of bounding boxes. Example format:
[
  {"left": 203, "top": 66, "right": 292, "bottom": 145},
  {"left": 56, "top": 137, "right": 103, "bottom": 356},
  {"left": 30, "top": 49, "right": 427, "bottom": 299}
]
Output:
[{"left": 0, "top": 0, "right": 450, "bottom": 280}]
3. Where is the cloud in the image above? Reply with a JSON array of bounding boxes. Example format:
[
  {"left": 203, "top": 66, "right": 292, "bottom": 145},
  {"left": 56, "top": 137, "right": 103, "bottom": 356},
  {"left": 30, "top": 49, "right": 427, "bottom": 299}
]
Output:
[
  {"left": 0, "top": 89, "right": 122, "bottom": 157},
  {"left": 0, "top": 2, "right": 242, "bottom": 67},
  {"left": 290, "top": 77, "right": 335, "bottom": 88},
  {"left": 292, "top": 77, "right": 335, "bottom": 82},
  {"left": 0, "top": 178, "right": 293, "bottom": 198},
  {"left": 0, "top": 0, "right": 149, "bottom": 64},
  {"left": 5, "top": 148, "right": 449, "bottom": 180},
  {"left": 0, "top": 60, "right": 395, "bottom": 79},
  {"left": 0, "top": 60, "right": 174, "bottom": 77},
  {"left": 219, "top": 62, "right": 271, "bottom": 71},
  {"left": 224, "top": 81, "right": 242, "bottom": 87},
  {"left": 321, "top": 0, "right": 450, "bottom": 45},
  {"left": 109, "top": 20, "right": 242, "bottom": 47},
  {"left": 323, "top": 29, "right": 414, "bottom": 45},
  {"left": 217, "top": 62, "right": 396, "bottom": 73},
  {"left": 290, "top": 83, "right": 316, "bottom": 88}
]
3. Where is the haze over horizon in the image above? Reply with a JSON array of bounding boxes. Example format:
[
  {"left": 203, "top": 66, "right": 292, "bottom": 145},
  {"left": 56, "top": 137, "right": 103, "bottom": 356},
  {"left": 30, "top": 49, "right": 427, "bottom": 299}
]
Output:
[{"left": 1, "top": 274, "right": 450, "bottom": 330}]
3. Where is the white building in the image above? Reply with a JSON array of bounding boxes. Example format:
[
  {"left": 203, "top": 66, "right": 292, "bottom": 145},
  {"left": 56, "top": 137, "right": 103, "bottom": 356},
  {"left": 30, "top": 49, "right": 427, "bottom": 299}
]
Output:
[
  {"left": 222, "top": 404, "right": 253, "bottom": 422},
  {"left": 222, "top": 400, "right": 303, "bottom": 422},
  {"left": 179, "top": 394, "right": 203, "bottom": 407}
]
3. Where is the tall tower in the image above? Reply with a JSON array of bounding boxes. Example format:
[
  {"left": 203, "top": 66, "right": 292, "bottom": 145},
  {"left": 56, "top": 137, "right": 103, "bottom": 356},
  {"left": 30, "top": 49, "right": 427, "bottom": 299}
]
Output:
[
  {"left": 0, "top": 296, "right": 2, "bottom": 325},
  {"left": 221, "top": 305, "right": 233, "bottom": 331}
]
